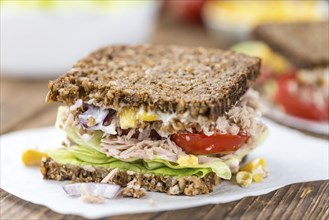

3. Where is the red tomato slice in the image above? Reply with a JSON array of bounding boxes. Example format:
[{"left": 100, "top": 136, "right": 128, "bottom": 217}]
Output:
[
  {"left": 171, "top": 133, "right": 249, "bottom": 155},
  {"left": 275, "top": 74, "right": 329, "bottom": 121}
]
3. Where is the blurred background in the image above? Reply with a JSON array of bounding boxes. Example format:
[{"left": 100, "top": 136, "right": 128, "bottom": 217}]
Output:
[
  {"left": 1, "top": 0, "right": 328, "bottom": 133},
  {"left": 1, "top": 0, "right": 328, "bottom": 78}
]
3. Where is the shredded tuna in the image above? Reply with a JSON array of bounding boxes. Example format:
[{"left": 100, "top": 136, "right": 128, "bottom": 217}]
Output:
[
  {"left": 138, "top": 125, "right": 151, "bottom": 140},
  {"left": 126, "top": 128, "right": 136, "bottom": 140},
  {"left": 101, "top": 137, "right": 186, "bottom": 162},
  {"left": 202, "top": 123, "right": 215, "bottom": 136},
  {"left": 100, "top": 133, "right": 257, "bottom": 165},
  {"left": 101, "top": 168, "right": 119, "bottom": 183}
]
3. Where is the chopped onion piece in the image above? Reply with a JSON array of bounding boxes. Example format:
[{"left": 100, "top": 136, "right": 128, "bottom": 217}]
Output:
[
  {"left": 70, "top": 99, "right": 83, "bottom": 111},
  {"left": 62, "top": 183, "right": 121, "bottom": 199}
]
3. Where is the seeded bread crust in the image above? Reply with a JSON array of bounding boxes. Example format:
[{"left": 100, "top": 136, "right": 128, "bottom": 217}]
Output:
[
  {"left": 41, "top": 158, "right": 221, "bottom": 196},
  {"left": 47, "top": 44, "right": 260, "bottom": 119},
  {"left": 253, "top": 22, "right": 329, "bottom": 68}
]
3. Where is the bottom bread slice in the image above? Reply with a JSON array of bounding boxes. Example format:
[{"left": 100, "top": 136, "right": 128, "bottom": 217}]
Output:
[{"left": 41, "top": 158, "right": 221, "bottom": 196}]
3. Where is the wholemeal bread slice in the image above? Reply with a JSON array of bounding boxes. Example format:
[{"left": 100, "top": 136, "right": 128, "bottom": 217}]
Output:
[
  {"left": 253, "top": 21, "right": 329, "bottom": 69},
  {"left": 41, "top": 158, "right": 221, "bottom": 196},
  {"left": 47, "top": 44, "right": 260, "bottom": 119}
]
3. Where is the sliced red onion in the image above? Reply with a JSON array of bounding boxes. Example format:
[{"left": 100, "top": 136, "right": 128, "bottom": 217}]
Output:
[
  {"left": 82, "top": 103, "right": 90, "bottom": 110},
  {"left": 78, "top": 105, "right": 109, "bottom": 128},
  {"left": 103, "top": 109, "right": 116, "bottom": 126},
  {"left": 77, "top": 104, "right": 117, "bottom": 135},
  {"left": 62, "top": 183, "right": 121, "bottom": 199}
]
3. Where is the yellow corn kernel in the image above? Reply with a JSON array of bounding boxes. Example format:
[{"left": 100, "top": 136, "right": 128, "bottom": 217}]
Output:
[
  {"left": 241, "top": 158, "right": 267, "bottom": 182},
  {"left": 241, "top": 158, "right": 266, "bottom": 173},
  {"left": 119, "top": 107, "right": 137, "bottom": 129},
  {"left": 236, "top": 171, "right": 253, "bottom": 187},
  {"left": 136, "top": 109, "right": 157, "bottom": 122},
  {"left": 22, "top": 149, "right": 48, "bottom": 166},
  {"left": 177, "top": 155, "right": 199, "bottom": 167},
  {"left": 253, "top": 173, "right": 263, "bottom": 183}
]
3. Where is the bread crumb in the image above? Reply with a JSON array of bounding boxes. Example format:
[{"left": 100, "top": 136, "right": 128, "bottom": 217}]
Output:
[{"left": 121, "top": 187, "right": 146, "bottom": 198}]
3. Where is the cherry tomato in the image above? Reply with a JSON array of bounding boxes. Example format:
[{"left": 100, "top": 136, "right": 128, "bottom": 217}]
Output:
[
  {"left": 171, "top": 132, "right": 249, "bottom": 155},
  {"left": 275, "top": 75, "right": 329, "bottom": 121}
]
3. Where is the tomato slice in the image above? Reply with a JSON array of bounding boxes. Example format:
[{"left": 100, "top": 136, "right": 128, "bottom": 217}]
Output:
[
  {"left": 275, "top": 74, "right": 329, "bottom": 121},
  {"left": 171, "top": 133, "right": 249, "bottom": 155}
]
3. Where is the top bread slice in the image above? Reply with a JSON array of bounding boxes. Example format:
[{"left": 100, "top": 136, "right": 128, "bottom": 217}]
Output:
[
  {"left": 47, "top": 44, "right": 260, "bottom": 119},
  {"left": 253, "top": 21, "right": 329, "bottom": 69}
]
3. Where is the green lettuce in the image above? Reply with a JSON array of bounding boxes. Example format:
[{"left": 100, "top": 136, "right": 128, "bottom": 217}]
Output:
[{"left": 47, "top": 145, "right": 222, "bottom": 178}]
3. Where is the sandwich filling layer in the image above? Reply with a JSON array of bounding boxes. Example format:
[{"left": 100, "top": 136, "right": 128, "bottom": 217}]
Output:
[{"left": 47, "top": 90, "right": 267, "bottom": 180}]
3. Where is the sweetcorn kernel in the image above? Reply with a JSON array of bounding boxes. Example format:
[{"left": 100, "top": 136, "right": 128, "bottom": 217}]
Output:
[
  {"left": 241, "top": 158, "right": 268, "bottom": 182},
  {"left": 177, "top": 155, "right": 199, "bottom": 167},
  {"left": 236, "top": 171, "right": 253, "bottom": 187},
  {"left": 22, "top": 149, "right": 48, "bottom": 166},
  {"left": 136, "top": 110, "right": 157, "bottom": 122},
  {"left": 241, "top": 158, "right": 266, "bottom": 173},
  {"left": 119, "top": 107, "right": 137, "bottom": 129},
  {"left": 252, "top": 173, "right": 263, "bottom": 183}
]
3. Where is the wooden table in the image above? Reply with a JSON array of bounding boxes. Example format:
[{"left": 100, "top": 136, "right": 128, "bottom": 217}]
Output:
[{"left": 1, "top": 16, "right": 328, "bottom": 220}]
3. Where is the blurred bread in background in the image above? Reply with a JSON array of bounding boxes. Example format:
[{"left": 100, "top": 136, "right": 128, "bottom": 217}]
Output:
[{"left": 203, "top": 0, "right": 328, "bottom": 47}]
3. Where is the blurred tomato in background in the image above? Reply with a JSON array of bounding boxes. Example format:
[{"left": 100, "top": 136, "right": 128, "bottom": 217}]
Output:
[{"left": 163, "top": 0, "right": 205, "bottom": 22}]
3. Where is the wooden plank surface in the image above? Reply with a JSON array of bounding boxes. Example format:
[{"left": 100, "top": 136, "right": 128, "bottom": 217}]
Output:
[{"left": 1, "top": 16, "right": 328, "bottom": 220}]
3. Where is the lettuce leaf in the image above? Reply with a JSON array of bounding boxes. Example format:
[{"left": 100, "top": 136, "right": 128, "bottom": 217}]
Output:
[
  {"left": 47, "top": 145, "right": 215, "bottom": 177},
  {"left": 143, "top": 158, "right": 231, "bottom": 179}
]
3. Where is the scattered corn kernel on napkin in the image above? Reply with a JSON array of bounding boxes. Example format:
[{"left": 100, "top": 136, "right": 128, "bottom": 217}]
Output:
[{"left": 1, "top": 119, "right": 328, "bottom": 218}]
